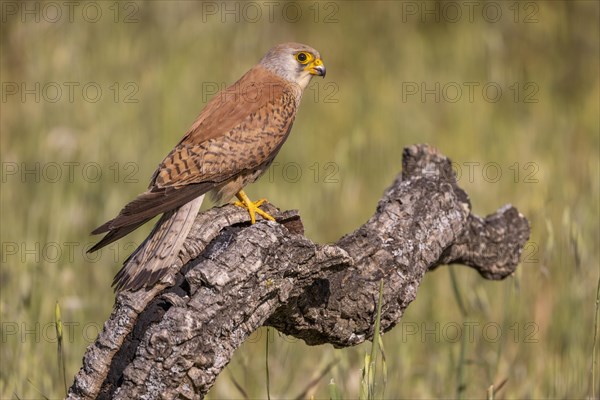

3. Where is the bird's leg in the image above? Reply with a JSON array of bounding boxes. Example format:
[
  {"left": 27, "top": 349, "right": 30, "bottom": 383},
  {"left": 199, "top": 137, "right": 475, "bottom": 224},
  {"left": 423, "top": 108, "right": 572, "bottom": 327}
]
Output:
[{"left": 234, "top": 190, "right": 276, "bottom": 224}]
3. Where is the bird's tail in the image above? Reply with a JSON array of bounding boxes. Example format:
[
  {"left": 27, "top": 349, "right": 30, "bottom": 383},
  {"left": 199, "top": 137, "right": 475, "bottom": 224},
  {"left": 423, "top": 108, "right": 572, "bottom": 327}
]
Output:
[{"left": 112, "top": 195, "right": 205, "bottom": 292}]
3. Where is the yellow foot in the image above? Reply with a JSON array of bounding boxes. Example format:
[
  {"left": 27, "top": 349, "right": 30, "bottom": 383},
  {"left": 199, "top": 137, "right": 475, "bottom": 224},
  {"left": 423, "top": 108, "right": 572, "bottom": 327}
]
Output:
[{"left": 234, "top": 190, "right": 275, "bottom": 224}]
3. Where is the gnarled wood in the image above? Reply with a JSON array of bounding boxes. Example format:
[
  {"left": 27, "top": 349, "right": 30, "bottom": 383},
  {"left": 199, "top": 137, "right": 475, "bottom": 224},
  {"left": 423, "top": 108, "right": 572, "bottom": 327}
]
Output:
[{"left": 67, "top": 144, "right": 530, "bottom": 399}]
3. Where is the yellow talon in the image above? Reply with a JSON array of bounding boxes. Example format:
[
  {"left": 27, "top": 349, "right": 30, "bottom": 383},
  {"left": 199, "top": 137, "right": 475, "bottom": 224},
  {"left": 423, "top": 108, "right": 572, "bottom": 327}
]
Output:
[{"left": 234, "top": 190, "right": 276, "bottom": 224}]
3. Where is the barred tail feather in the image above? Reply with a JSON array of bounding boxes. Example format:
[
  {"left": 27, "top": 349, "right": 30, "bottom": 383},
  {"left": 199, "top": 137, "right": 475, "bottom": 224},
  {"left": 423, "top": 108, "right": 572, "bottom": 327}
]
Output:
[{"left": 113, "top": 195, "right": 205, "bottom": 292}]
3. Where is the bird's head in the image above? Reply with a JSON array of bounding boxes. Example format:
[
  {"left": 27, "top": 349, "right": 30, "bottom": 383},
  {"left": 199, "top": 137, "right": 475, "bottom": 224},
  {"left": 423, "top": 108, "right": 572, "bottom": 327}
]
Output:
[{"left": 260, "top": 42, "right": 326, "bottom": 89}]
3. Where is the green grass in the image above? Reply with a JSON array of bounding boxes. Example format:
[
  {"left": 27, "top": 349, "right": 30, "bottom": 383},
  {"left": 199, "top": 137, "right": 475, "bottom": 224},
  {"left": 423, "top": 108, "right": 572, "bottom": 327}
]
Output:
[
  {"left": 359, "top": 279, "right": 387, "bottom": 400},
  {"left": 1, "top": 1, "right": 598, "bottom": 398}
]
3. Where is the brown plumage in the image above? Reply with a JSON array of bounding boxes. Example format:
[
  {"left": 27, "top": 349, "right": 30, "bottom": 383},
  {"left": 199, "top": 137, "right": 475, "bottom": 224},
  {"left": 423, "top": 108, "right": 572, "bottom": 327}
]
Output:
[{"left": 89, "top": 42, "right": 326, "bottom": 291}]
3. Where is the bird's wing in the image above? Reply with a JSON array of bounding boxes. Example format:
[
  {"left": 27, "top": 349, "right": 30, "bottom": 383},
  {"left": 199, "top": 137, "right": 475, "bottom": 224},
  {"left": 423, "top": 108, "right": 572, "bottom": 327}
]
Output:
[
  {"left": 176, "top": 65, "right": 291, "bottom": 144},
  {"left": 150, "top": 65, "right": 297, "bottom": 189},
  {"left": 89, "top": 66, "right": 297, "bottom": 250},
  {"left": 87, "top": 184, "right": 207, "bottom": 252}
]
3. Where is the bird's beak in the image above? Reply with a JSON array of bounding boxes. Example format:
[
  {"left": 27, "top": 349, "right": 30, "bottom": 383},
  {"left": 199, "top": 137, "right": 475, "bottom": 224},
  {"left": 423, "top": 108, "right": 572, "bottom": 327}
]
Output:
[{"left": 306, "top": 58, "right": 326, "bottom": 78}]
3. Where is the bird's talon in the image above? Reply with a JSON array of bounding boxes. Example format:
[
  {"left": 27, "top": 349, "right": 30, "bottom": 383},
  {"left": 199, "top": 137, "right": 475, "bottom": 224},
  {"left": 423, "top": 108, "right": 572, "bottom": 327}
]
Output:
[
  {"left": 255, "top": 207, "right": 275, "bottom": 221},
  {"left": 254, "top": 198, "right": 268, "bottom": 207},
  {"left": 234, "top": 191, "right": 275, "bottom": 224}
]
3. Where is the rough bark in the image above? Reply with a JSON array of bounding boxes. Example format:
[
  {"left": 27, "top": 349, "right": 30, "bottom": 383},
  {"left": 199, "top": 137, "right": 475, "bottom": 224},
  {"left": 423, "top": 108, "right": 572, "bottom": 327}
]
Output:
[{"left": 67, "top": 145, "right": 530, "bottom": 399}]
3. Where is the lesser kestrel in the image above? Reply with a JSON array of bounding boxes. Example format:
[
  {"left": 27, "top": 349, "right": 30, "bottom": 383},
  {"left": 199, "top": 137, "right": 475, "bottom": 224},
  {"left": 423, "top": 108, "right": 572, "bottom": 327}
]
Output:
[{"left": 89, "top": 42, "right": 326, "bottom": 291}]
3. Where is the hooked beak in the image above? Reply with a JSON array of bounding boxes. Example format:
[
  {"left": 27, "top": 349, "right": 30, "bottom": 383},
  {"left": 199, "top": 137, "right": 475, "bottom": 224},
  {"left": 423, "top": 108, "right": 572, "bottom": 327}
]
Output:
[{"left": 306, "top": 58, "right": 326, "bottom": 78}]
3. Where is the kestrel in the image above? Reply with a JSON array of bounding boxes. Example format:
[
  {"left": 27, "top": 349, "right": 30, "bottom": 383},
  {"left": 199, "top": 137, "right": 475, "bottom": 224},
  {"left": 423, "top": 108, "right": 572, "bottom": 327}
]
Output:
[{"left": 89, "top": 43, "right": 326, "bottom": 292}]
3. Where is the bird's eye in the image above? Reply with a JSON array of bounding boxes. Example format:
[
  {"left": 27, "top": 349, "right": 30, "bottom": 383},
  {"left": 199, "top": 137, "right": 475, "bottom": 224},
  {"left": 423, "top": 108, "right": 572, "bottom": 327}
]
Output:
[{"left": 296, "top": 52, "right": 310, "bottom": 64}]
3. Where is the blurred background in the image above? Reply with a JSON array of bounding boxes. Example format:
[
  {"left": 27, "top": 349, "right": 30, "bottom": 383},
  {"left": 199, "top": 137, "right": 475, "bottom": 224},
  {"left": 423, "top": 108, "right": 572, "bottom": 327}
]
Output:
[{"left": 1, "top": 1, "right": 598, "bottom": 398}]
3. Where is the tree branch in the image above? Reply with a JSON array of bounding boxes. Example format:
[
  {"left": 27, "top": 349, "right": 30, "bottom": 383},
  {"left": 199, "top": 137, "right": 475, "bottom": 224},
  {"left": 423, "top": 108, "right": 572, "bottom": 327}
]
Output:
[{"left": 67, "top": 144, "right": 530, "bottom": 399}]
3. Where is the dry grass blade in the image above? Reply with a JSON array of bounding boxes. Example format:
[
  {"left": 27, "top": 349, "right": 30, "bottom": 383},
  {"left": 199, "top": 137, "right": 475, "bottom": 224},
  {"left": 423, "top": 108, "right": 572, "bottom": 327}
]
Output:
[
  {"left": 227, "top": 367, "right": 249, "bottom": 400},
  {"left": 495, "top": 378, "right": 508, "bottom": 393},
  {"left": 25, "top": 379, "right": 49, "bottom": 400},
  {"left": 293, "top": 359, "right": 339, "bottom": 400},
  {"left": 487, "top": 377, "right": 508, "bottom": 400},
  {"left": 590, "top": 270, "right": 600, "bottom": 399}
]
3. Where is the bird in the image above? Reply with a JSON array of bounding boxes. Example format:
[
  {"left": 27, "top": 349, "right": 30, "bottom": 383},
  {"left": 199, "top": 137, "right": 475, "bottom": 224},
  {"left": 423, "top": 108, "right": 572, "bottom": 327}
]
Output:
[{"left": 88, "top": 42, "right": 326, "bottom": 292}]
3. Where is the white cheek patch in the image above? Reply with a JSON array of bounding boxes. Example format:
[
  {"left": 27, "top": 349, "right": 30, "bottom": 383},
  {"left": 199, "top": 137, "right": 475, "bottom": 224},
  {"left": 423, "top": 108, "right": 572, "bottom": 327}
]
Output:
[
  {"left": 268, "top": 53, "right": 315, "bottom": 88},
  {"left": 296, "top": 72, "right": 312, "bottom": 90}
]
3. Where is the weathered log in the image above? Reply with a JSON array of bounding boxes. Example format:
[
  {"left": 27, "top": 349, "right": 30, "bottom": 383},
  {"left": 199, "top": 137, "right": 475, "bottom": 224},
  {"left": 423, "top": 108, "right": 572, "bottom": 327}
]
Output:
[{"left": 67, "top": 144, "right": 530, "bottom": 399}]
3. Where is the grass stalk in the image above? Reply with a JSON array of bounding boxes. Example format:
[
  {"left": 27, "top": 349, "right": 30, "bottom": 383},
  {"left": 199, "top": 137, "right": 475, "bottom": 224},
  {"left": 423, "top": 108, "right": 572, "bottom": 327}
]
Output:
[
  {"left": 449, "top": 266, "right": 467, "bottom": 399},
  {"left": 55, "top": 301, "right": 67, "bottom": 397},
  {"left": 360, "top": 279, "right": 386, "bottom": 400},
  {"left": 590, "top": 267, "right": 600, "bottom": 399},
  {"left": 266, "top": 327, "right": 271, "bottom": 400}
]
